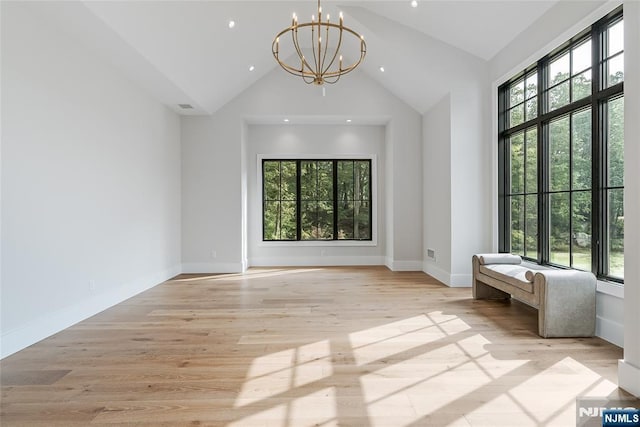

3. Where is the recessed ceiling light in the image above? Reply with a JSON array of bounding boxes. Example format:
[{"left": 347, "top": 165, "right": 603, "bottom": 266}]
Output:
[
  {"left": 411, "top": 0, "right": 418, "bottom": 8},
  {"left": 249, "top": 65, "right": 255, "bottom": 72},
  {"left": 228, "top": 20, "right": 236, "bottom": 29},
  {"left": 379, "top": 66, "right": 385, "bottom": 73},
  {"left": 346, "top": 119, "right": 352, "bottom": 123},
  {"left": 284, "top": 118, "right": 290, "bottom": 122}
]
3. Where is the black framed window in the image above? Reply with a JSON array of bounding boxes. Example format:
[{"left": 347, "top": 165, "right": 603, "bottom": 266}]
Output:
[
  {"left": 263, "top": 159, "right": 372, "bottom": 241},
  {"left": 498, "top": 7, "right": 624, "bottom": 282}
]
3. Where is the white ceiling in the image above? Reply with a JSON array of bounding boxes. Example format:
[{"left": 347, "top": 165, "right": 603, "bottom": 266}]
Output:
[{"left": 31, "top": 0, "right": 558, "bottom": 115}]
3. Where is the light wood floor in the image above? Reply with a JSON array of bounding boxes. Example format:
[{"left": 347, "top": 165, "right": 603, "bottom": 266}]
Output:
[{"left": 0, "top": 267, "right": 635, "bottom": 426}]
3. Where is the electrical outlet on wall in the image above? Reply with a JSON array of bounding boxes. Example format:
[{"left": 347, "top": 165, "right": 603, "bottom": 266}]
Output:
[
  {"left": 427, "top": 248, "right": 436, "bottom": 261},
  {"left": 89, "top": 280, "right": 96, "bottom": 293},
  {"left": 211, "top": 250, "right": 217, "bottom": 259}
]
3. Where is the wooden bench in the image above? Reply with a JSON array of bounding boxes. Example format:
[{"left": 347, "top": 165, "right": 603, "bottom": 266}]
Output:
[{"left": 472, "top": 254, "right": 596, "bottom": 338}]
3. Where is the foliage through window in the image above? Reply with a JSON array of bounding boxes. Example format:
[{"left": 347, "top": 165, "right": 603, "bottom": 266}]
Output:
[
  {"left": 498, "top": 8, "right": 624, "bottom": 282},
  {"left": 263, "top": 159, "right": 372, "bottom": 241}
]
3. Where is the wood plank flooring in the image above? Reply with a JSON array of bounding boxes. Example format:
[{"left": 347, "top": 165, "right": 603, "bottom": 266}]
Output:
[{"left": 0, "top": 267, "right": 635, "bottom": 426}]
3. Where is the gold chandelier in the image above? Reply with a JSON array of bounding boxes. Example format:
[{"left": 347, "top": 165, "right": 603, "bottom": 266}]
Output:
[{"left": 272, "top": 0, "right": 367, "bottom": 85}]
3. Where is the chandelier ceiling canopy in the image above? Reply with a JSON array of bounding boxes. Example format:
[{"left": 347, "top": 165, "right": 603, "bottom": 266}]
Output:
[{"left": 272, "top": 0, "right": 367, "bottom": 85}]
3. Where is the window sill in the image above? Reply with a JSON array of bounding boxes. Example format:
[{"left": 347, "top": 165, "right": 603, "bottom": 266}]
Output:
[
  {"left": 520, "top": 260, "right": 624, "bottom": 299},
  {"left": 259, "top": 240, "right": 377, "bottom": 248}
]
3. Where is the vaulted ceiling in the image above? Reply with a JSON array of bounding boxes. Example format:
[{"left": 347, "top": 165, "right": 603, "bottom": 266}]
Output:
[{"left": 30, "top": 1, "right": 557, "bottom": 115}]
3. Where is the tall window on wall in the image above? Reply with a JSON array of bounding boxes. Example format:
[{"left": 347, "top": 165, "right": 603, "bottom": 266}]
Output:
[
  {"left": 498, "top": 7, "right": 624, "bottom": 282},
  {"left": 262, "top": 159, "right": 372, "bottom": 241}
]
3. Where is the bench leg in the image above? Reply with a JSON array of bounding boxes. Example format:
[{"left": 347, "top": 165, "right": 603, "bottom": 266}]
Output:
[{"left": 473, "top": 280, "right": 511, "bottom": 300}]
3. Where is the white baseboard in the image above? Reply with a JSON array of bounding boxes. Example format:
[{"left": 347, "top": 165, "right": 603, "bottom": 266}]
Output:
[
  {"left": 618, "top": 360, "right": 640, "bottom": 397},
  {"left": 449, "top": 273, "right": 472, "bottom": 288},
  {"left": 596, "top": 316, "right": 624, "bottom": 347},
  {"left": 423, "top": 262, "right": 450, "bottom": 285},
  {"left": 387, "top": 260, "right": 423, "bottom": 271},
  {"left": 181, "top": 262, "right": 244, "bottom": 273},
  {"left": 422, "top": 262, "right": 471, "bottom": 288},
  {"left": 0, "top": 264, "right": 181, "bottom": 359},
  {"left": 249, "top": 256, "right": 385, "bottom": 267}
]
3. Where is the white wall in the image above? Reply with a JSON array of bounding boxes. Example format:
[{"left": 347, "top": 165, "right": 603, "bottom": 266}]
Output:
[
  {"left": 0, "top": 2, "right": 182, "bottom": 358},
  {"left": 246, "top": 125, "right": 385, "bottom": 266},
  {"left": 488, "top": 0, "right": 635, "bottom": 352},
  {"left": 619, "top": 0, "right": 640, "bottom": 398},
  {"left": 449, "top": 83, "right": 492, "bottom": 286},
  {"left": 181, "top": 67, "right": 423, "bottom": 273},
  {"left": 423, "top": 95, "right": 452, "bottom": 283},
  {"left": 422, "top": 84, "right": 491, "bottom": 286}
]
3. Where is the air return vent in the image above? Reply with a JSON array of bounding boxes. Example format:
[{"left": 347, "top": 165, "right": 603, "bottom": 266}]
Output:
[{"left": 178, "top": 104, "right": 193, "bottom": 109}]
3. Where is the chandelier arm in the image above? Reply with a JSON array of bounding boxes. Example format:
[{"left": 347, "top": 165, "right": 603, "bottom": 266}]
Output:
[
  {"left": 291, "top": 26, "right": 316, "bottom": 77},
  {"left": 322, "top": 25, "right": 343, "bottom": 75},
  {"left": 273, "top": 27, "right": 306, "bottom": 76},
  {"left": 320, "top": 22, "right": 331, "bottom": 74},
  {"left": 311, "top": 20, "right": 321, "bottom": 77},
  {"left": 316, "top": 0, "right": 323, "bottom": 76},
  {"left": 322, "top": 27, "right": 366, "bottom": 77}
]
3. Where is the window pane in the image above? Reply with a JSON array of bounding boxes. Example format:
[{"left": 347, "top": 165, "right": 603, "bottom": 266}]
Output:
[
  {"left": 550, "top": 52, "right": 570, "bottom": 85},
  {"left": 356, "top": 200, "right": 371, "bottom": 239},
  {"left": 608, "top": 96, "right": 624, "bottom": 187},
  {"left": 338, "top": 161, "right": 354, "bottom": 201},
  {"left": 263, "top": 201, "right": 280, "bottom": 240},
  {"left": 572, "top": 69, "right": 592, "bottom": 101},
  {"left": 549, "top": 116, "right": 570, "bottom": 191},
  {"left": 608, "top": 189, "right": 624, "bottom": 279},
  {"left": 525, "top": 128, "right": 537, "bottom": 193},
  {"left": 525, "top": 97, "right": 538, "bottom": 120},
  {"left": 281, "top": 161, "right": 297, "bottom": 200},
  {"left": 355, "top": 161, "right": 370, "bottom": 201},
  {"left": 548, "top": 81, "right": 570, "bottom": 111},
  {"left": 572, "top": 108, "right": 592, "bottom": 190},
  {"left": 263, "top": 200, "right": 297, "bottom": 240},
  {"left": 263, "top": 161, "right": 280, "bottom": 200},
  {"left": 572, "top": 40, "right": 592, "bottom": 74},
  {"left": 317, "top": 161, "right": 333, "bottom": 200},
  {"left": 526, "top": 72, "right": 537, "bottom": 99},
  {"left": 301, "top": 201, "right": 333, "bottom": 240},
  {"left": 280, "top": 201, "right": 297, "bottom": 239},
  {"left": 550, "top": 193, "right": 570, "bottom": 266},
  {"left": 511, "top": 196, "right": 524, "bottom": 255},
  {"left": 300, "top": 161, "right": 317, "bottom": 200},
  {"left": 510, "top": 132, "right": 524, "bottom": 193},
  {"left": 606, "top": 54, "right": 624, "bottom": 87},
  {"left": 572, "top": 191, "right": 592, "bottom": 271},
  {"left": 338, "top": 201, "right": 354, "bottom": 239},
  {"left": 608, "top": 20, "right": 624, "bottom": 56},
  {"left": 510, "top": 79, "right": 524, "bottom": 105},
  {"left": 525, "top": 195, "right": 537, "bottom": 258},
  {"left": 509, "top": 104, "right": 524, "bottom": 128}
]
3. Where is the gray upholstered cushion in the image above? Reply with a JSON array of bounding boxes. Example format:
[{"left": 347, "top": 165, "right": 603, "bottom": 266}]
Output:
[
  {"left": 477, "top": 253, "right": 522, "bottom": 265},
  {"left": 480, "top": 264, "right": 534, "bottom": 293}
]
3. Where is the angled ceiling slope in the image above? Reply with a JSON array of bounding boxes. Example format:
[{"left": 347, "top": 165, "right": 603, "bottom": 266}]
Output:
[{"left": 32, "top": 1, "right": 559, "bottom": 116}]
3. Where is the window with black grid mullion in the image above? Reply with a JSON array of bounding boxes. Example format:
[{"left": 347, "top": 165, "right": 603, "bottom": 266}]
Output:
[
  {"left": 300, "top": 160, "right": 334, "bottom": 240},
  {"left": 507, "top": 127, "right": 538, "bottom": 258},
  {"left": 263, "top": 160, "right": 297, "bottom": 241},
  {"left": 337, "top": 160, "right": 371, "bottom": 240}
]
